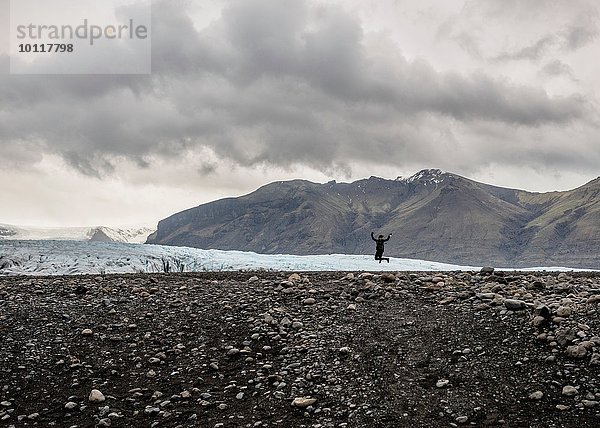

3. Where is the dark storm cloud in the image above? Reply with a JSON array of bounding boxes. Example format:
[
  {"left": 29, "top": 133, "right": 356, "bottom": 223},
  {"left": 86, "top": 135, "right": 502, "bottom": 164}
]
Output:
[{"left": 0, "top": 0, "right": 595, "bottom": 177}]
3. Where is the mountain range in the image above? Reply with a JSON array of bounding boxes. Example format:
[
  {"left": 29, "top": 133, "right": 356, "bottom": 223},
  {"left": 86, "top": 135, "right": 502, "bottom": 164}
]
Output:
[
  {"left": 146, "top": 169, "right": 600, "bottom": 268},
  {"left": 0, "top": 224, "right": 154, "bottom": 244}
]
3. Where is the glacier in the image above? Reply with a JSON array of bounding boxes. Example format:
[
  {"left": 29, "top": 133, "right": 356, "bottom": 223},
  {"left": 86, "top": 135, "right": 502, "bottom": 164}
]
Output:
[
  {"left": 0, "top": 223, "right": 153, "bottom": 243},
  {"left": 0, "top": 240, "right": 593, "bottom": 276}
]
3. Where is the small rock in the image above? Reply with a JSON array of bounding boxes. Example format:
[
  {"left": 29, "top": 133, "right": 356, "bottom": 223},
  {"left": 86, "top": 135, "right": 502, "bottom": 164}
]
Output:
[
  {"left": 529, "top": 391, "right": 544, "bottom": 400},
  {"left": 82, "top": 329, "right": 93, "bottom": 336},
  {"left": 586, "top": 295, "right": 600, "bottom": 304},
  {"left": 89, "top": 389, "right": 106, "bottom": 403},
  {"left": 436, "top": 379, "right": 450, "bottom": 388},
  {"left": 65, "top": 401, "right": 77, "bottom": 410},
  {"left": 562, "top": 386, "right": 578, "bottom": 396},
  {"left": 534, "top": 304, "right": 551, "bottom": 319},
  {"left": 480, "top": 266, "right": 494, "bottom": 275},
  {"left": 381, "top": 274, "right": 396, "bottom": 283},
  {"left": 302, "top": 298, "right": 316, "bottom": 305},
  {"left": 226, "top": 348, "right": 240, "bottom": 356},
  {"left": 504, "top": 299, "right": 526, "bottom": 311},
  {"left": 144, "top": 406, "right": 160, "bottom": 415},
  {"left": 555, "top": 306, "right": 572, "bottom": 317},
  {"left": 565, "top": 345, "right": 587, "bottom": 359},
  {"left": 292, "top": 397, "right": 317, "bottom": 408}
]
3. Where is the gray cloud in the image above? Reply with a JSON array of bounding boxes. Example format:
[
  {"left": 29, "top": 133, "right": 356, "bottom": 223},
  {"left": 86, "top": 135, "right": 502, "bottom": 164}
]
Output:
[
  {"left": 561, "top": 18, "right": 599, "bottom": 50},
  {"left": 494, "top": 20, "right": 598, "bottom": 62},
  {"left": 539, "top": 59, "right": 578, "bottom": 81},
  {"left": 0, "top": 0, "right": 597, "bottom": 180},
  {"left": 494, "top": 36, "right": 556, "bottom": 62},
  {"left": 449, "top": 0, "right": 599, "bottom": 63}
]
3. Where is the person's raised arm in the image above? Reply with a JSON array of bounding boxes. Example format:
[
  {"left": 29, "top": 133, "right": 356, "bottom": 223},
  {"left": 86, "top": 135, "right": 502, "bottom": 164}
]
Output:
[
  {"left": 384, "top": 233, "right": 392, "bottom": 242},
  {"left": 371, "top": 232, "right": 376, "bottom": 241}
]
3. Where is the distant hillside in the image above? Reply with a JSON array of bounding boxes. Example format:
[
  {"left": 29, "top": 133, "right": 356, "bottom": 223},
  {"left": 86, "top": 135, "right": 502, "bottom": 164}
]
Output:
[
  {"left": 147, "top": 169, "right": 600, "bottom": 268},
  {"left": 0, "top": 224, "right": 154, "bottom": 244}
]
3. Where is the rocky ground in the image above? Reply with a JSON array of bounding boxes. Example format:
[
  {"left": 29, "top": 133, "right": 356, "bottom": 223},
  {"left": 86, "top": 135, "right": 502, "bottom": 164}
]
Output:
[{"left": 0, "top": 270, "right": 599, "bottom": 428}]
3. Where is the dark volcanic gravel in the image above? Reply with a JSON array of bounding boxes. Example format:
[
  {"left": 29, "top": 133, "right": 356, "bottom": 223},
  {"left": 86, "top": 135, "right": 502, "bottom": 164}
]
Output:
[{"left": 1, "top": 271, "right": 600, "bottom": 427}]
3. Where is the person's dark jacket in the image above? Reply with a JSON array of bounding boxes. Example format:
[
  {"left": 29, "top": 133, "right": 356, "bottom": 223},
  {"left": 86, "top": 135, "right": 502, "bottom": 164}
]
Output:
[{"left": 371, "top": 232, "right": 391, "bottom": 252}]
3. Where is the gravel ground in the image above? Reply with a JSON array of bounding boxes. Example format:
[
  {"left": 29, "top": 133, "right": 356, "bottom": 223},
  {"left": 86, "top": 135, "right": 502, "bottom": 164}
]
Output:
[{"left": 1, "top": 270, "right": 599, "bottom": 427}]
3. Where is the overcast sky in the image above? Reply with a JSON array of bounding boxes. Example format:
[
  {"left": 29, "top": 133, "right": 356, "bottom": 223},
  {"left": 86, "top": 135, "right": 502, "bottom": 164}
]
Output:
[{"left": 1, "top": 0, "right": 599, "bottom": 227}]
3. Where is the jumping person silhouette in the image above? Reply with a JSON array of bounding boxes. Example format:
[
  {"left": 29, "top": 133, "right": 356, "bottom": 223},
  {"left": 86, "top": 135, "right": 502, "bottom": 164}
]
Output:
[{"left": 371, "top": 231, "right": 392, "bottom": 263}]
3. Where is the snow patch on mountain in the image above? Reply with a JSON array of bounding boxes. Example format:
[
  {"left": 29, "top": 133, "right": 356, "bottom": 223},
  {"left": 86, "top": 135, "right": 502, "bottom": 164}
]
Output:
[
  {"left": 407, "top": 169, "right": 449, "bottom": 184},
  {"left": 0, "top": 224, "right": 153, "bottom": 244}
]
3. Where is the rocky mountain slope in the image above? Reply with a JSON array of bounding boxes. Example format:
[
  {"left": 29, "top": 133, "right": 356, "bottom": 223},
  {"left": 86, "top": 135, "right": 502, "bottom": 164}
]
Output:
[
  {"left": 1, "top": 270, "right": 599, "bottom": 427},
  {"left": 147, "top": 170, "right": 600, "bottom": 268}
]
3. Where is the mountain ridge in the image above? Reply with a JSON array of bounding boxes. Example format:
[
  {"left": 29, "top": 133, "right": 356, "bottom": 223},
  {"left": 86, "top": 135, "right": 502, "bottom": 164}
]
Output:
[{"left": 147, "top": 170, "right": 600, "bottom": 268}]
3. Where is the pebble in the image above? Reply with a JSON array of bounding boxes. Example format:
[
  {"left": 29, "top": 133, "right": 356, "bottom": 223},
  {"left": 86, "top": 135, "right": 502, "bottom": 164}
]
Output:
[
  {"left": 436, "top": 379, "right": 450, "bottom": 388},
  {"left": 529, "top": 391, "right": 544, "bottom": 400},
  {"left": 82, "top": 329, "right": 93, "bottom": 336},
  {"left": 89, "top": 389, "right": 106, "bottom": 403},
  {"left": 292, "top": 397, "right": 317, "bottom": 408},
  {"left": 302, "top": 298, "right": 316, "bottom": 305},
  {"left": 227, "top": 348, "right": 240, "bottom": 356},
  {"left": 555, "top": 306, "right": 572, "bottom": 317},
  {"left": 565, "top": 345, "right": 587, "bottom": 359},
  {"left": 65, "top": 401, "right": 77, "bottom": 410},
  {"left": 381, "top": 274, "right": 396, "bottom": 283},
  {"left": 562, "top": 386, "right": 578, "bottom": 396},
  {"left": 503, "top": 299, "right": 527, "bottom": 311}
]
